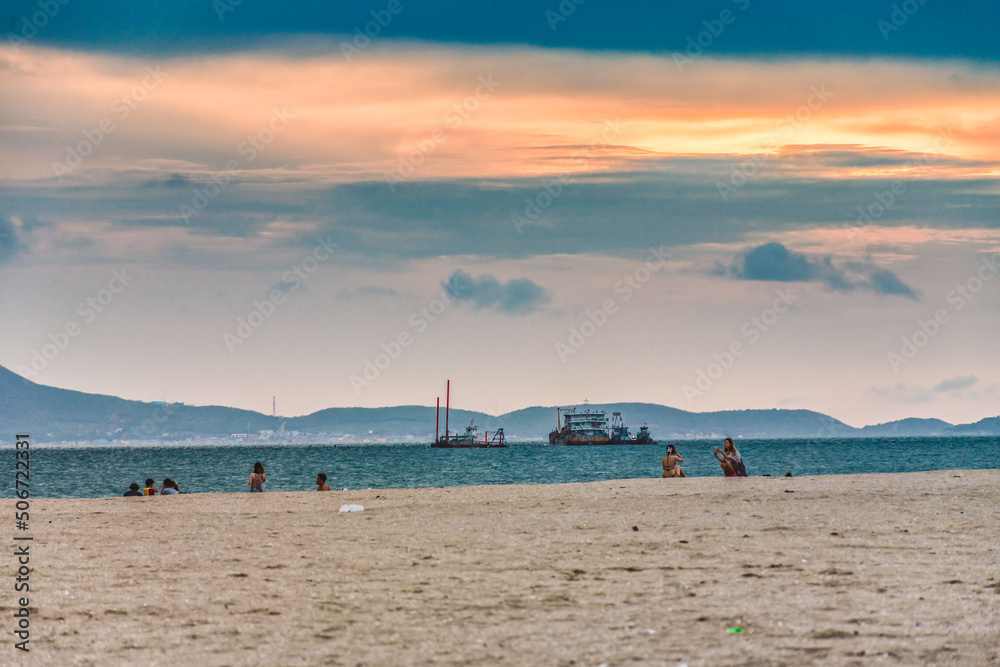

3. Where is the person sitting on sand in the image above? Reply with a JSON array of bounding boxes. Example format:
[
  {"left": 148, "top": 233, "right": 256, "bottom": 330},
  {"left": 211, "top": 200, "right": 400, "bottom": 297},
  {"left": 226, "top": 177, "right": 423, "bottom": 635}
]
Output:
[
  {"left": 662, "top": 444, "right": 686, "bottom": 478},
  {"left": 142, "top": 478, "right": 158, "bottom": 496},
  {"left": 714, "top": 447, "right": 737, "bottom": 476},
  {"left": 725, "top": 437, "right": 748, "bottom": 476},
  {"left": 160, "top": 478, "right": 179, "bottom": 495},
  {"left": 714, "top": 437, "right": 747, "bottom": 477},
  {"left": 316, "top": 473, "right": 331, "bottom": 491},
  {"left": 248, "top": 462, "right": 266, "bottom": 492},
  {"left": 123, "top": 482, "right": 142, "bottom": 497}
]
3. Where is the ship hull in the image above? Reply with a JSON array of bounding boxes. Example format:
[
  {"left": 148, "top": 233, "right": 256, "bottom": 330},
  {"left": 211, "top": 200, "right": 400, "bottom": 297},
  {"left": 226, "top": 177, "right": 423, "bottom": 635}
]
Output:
[
  {"left": 608, "top": 437, "right": 659, "bottom": 445},
  {"left": 432, "top": 439, "right": 506, "bottom": 448},
  {"left": 548, "top": 431, "right": 611, "bottom": 446},
  {"left": 548, "top": 432, "right": 659, "bottom": 446}
]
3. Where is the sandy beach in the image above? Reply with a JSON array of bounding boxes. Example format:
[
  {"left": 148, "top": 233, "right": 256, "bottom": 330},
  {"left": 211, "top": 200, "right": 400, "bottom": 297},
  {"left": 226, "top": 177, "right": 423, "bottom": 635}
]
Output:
[{"left": 9, "top": 469, "right": 1000, "bottom": 666}]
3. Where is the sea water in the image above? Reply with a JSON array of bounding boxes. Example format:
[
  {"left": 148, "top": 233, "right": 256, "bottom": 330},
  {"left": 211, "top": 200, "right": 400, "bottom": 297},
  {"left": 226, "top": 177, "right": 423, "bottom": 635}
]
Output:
[{"left": 2, "top": 436, "right": 996, "bottom": 499}]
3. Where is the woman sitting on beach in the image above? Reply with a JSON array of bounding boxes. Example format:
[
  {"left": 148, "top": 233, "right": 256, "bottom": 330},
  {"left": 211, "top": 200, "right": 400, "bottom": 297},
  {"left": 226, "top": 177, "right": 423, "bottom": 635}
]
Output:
[
  {"left": 662, "top": 444, "right": 686, "bottom": 477},
  {"left": 160, "top": 479, "right": 180, "bottom": 495},
  {"left": 714, "top": 437, "right": 747, "bottom": 477},
  {"left": 248, "top": 462, "right": 266, "bottom": 492}
]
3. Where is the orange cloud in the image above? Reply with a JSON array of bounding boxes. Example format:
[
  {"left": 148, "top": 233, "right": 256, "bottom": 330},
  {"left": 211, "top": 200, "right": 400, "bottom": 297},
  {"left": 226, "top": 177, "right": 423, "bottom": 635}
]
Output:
[{"left": 2, "top": 45, "right": 1000, "bottom": 183}]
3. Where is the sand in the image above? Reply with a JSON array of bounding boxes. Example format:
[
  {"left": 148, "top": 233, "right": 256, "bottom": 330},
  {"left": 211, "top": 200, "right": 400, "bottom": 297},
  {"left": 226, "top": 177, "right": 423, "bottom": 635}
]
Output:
[{"left": 8, "top": 469, "right": 1000, "bottom": 666}]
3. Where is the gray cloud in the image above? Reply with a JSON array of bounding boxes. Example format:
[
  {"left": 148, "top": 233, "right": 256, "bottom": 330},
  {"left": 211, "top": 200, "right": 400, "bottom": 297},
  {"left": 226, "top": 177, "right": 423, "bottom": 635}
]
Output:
[
  {"left": 334, "top": 286, "right": 400, "bottom": 300},
  {"left": 858, "top": 266, "right": 919, "bottom": 299},
  {"left": 0, "top": 215, "right": 24, "bottom": 263},
  {"left": 2, "top": 146, "right": 998, "bottom": 265},
  {"left": 933, "top": 375, "right": 978, "bottom": 392},
  {"left": 728, "top": 242, "right": 918, "bottom": 299},
  {"left": 868, "top": 384, "right": 933, "bottom": 404},
  {"left": 443, "top": 269, "right": 549, "bottom": 315},
  {"left": 734, "top": 242, "right": 817, "bottom": 282},
  {"left": 10, "top": 1, "right": 1000, "bottom": 61}
]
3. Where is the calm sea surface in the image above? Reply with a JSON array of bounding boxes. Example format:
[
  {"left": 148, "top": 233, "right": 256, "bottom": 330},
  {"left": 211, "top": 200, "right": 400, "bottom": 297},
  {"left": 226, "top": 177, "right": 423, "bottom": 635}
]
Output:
[{"left": 3, "top": 436, "right": 997, "bottom": 499}]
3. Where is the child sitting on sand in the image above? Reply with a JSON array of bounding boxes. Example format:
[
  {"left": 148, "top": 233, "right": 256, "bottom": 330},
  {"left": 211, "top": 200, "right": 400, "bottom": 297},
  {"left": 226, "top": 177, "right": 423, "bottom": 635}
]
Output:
[
  {"left": 316, "top": 473, "right": 331, "bottom": 491},
  {"left": 142, "top": 478, "right": 158, "bottom": 496}
]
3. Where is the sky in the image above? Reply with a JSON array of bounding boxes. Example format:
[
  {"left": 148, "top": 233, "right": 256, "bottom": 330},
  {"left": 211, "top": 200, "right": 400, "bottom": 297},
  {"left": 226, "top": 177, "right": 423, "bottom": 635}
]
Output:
[{"left": 1, "top": 0, "right": 998, "bottom": 427}]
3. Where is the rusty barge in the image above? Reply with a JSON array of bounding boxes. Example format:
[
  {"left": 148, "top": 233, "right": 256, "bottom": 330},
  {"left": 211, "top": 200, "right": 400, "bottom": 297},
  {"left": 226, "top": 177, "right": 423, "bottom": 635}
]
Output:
[{"left": 431, "top": 380, "right": 506, "bottom": 448}]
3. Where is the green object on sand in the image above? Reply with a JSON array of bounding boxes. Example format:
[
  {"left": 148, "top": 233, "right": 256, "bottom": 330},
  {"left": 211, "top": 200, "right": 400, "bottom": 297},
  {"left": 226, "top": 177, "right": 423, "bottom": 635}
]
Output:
[{"left": 727, "top": 627, "right": 743, "bottom": 633}]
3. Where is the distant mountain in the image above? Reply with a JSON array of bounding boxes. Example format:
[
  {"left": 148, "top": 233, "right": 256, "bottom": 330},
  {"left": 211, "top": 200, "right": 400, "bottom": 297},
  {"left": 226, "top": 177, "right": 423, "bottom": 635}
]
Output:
[
  {"left": 947, "top": 416, "right": 1000, "bottom": 435},
  {"left": 0, "top": 365, "right": 278, "bottom": 441},
  {"left": 2, "top": 365, "right": 998, "bottom": 443},
  {"left": 861, "top": 418, "right": 953, "bottom": 437},
  {"left": 290, "top": 406, "right": 500, "bottom": 438}
]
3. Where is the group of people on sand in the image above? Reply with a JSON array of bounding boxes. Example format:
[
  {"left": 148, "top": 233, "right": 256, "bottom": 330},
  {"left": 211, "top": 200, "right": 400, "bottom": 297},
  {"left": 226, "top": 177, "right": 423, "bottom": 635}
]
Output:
[
  {"left": 662, "top": 438, "right": 748, "bottom": 478},
  {"left": 123, "top": 477, "right": 181, "bottom": 496},
  {"left": 122, "top": 463, "right": 333, "bottom": 496},
  {"left": 248, "top": 462, "right": 333, "bottom": 492},
  {"left": 126, "top": 446, "right": 743, "bottom": 494}
]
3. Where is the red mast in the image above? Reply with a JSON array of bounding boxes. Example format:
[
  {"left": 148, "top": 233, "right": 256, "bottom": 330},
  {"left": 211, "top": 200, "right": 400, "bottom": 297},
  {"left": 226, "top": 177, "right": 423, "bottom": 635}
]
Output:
[
  {"left": 445, "top": 380, "right": 450, "bottom": 443},
  {"left": 435, "top": 396, "right": 440, "bottom": 443}
]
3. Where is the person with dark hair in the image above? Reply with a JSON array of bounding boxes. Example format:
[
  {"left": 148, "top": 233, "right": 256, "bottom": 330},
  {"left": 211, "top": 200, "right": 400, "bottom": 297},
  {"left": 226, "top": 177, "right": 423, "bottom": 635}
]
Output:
[
  {"left": 143, "top": 478, "right": 158, "bottom": 496},
  {"left": 662, "top": 444, "right": 686, "bottom": 478},
  {"left": 714, "top": 437, "right": 748, "bottom": 477},
  {"left": 161, "top": 478, "right": 180, "bottom": 495},
  {"left": 123, "top": 482, "right": 142, "bottom": 497},
  {"left": 248, "top": 462, "right": 266, "bottom": 492},
  {"left": 316, "top": 473, "right": 331, "bottom": 491}
]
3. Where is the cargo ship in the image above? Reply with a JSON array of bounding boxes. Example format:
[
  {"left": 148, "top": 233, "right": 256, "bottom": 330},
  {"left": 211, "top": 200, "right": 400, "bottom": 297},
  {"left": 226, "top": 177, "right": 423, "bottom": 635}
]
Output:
[
  {"left": 431, "top": 380, "right": 506, "bottom": 448},
  {"left": 548, "top": 407, "right": 657, "bottom": 445},
  {"left": 548, "top": 407, "right": 610, "bottom": 445}
]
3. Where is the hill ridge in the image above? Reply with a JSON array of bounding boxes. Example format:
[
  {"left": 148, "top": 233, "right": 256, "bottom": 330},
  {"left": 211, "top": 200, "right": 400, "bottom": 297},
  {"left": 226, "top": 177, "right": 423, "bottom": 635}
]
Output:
[{"left": 2, "top": 366, "right": 996, "bottom": 443}]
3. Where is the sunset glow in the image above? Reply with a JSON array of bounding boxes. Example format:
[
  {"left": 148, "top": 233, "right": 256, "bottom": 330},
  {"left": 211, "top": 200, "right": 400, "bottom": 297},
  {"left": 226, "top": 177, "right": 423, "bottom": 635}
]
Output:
[{"left": 2, "top": 4, "right": 999, "bottom": 427}]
